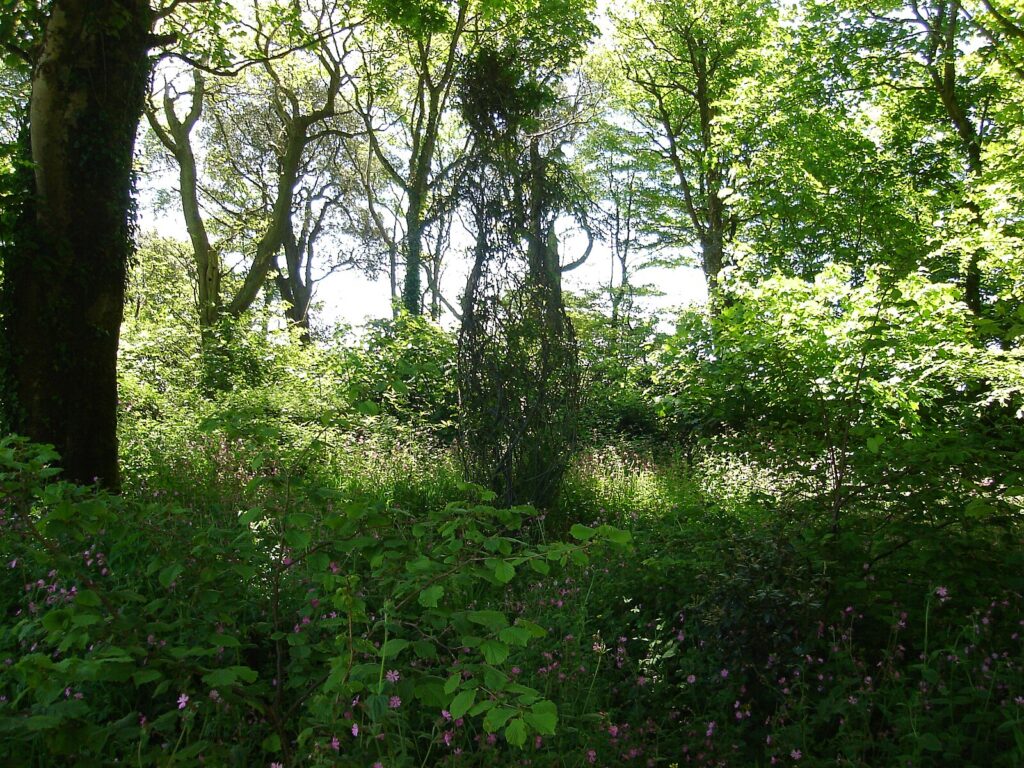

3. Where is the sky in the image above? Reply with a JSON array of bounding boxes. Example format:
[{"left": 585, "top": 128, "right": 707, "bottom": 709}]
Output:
[
  {"left": 135, "top": 0, "right": 711, "bottom": 333},
  {"left": 137, "top": 185, "right": 708, "bottom": 333}
]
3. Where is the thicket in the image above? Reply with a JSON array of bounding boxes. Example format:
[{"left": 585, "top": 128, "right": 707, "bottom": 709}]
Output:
[
  {"left": 2, "top": 255, "right": 1022, "bottom": 766},
  {"left": 2, "top": 0, "right": 1024, "bottom": 765}
]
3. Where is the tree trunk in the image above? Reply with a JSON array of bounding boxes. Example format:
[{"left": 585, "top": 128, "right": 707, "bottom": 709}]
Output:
[
  {"left": 2, "top": 0, "right": 153, "bottom": 488},
  {"left": 403, "top": 189, "right": 424, "bottom": 314}
]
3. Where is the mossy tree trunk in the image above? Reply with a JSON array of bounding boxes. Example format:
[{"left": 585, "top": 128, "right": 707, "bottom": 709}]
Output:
[{"left": 2, "top": 0, "right": 153, "bottom": 488}]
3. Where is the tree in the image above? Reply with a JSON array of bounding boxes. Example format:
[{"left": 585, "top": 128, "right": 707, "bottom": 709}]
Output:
[
  {"left": 145, "top": 1, "right": 357, "bottom": 338},
  {"left": 456, "top": 13, "right": 595, "bottom": 508},
  {"left": 611, "top": 0, "right": 774, "bottom": 301},
  {"left": 813, "top": 0, "right": 1015, "bottom": 315},
  {"left": 344, "top": 0, "right": 473, "bottom": 315},
  {"left": 1, "top": 0, "right": 157, "bottom": 487},
  {"left": 579, "top": 117, "right": 671, "bottom": 328}
]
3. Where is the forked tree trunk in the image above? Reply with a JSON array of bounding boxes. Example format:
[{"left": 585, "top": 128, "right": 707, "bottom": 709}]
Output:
[{"left": 2, "top": 0, "right": 153, "bottom": 488}]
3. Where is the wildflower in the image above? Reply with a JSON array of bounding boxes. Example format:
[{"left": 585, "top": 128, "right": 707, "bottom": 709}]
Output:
[
  {"left": 209, "top": 689, "right": 220, "bottom": 702},
  {"left": 331, "top": 736, "right": 340, "bottom": 751},
  {"left": 271, "top": 763, "right": 283, "bottom": 768},
  {"left": 686, "top": 674, "right": 696, "bottom": 684},
  {"left": 442, "top": 709, "right": 452, "bottom": 721},
  {"left": 373, "top": 763, "right": 384, "bottom": 768},
  {"left": 177, "top": 693, "right": 189, "bottom": 710},
  {"left": 935, "top": 586, "right": 949, "bottom": 600},
  {"left": 720, "top": 668, "right": 729, "bottom": 679},
  {"left": 706, "top": 721, "right": 716, "bottom": 738},
  {"left": 587, "top": 749, "right": 597, "bottom": 764},
  {"left": 790, "top": 749, "right": 802, "bottom": 760},
  {"left": 386, "top": 669, "right": 400, "bottom": 683},
  {"left": 352, "top": 723, "right": 359, "bottom": 737},
  {"left": 389, "top": 696, "right": 401, "bottom": 709}
]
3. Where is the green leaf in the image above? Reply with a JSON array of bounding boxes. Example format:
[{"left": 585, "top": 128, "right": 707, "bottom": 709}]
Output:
[
  {"left": 515, "top": 620, "right": 547, "bottom": 638},
  {"left": 71, "top": 612, "right": 101, "bottom": 627},
  {"left": 261, "top": 734, "right": 281, "bottom": 752},
  {"left": 238, "top": 508, "right": 264, "bottom": 525},
  {"left": 228, "top": 665, "right": 258, "bottom": 683},
  {"left": 596, "top": 525, "right": 632, "bottom": 546},
  {"left": 966, "top": 497, "right": 998, "bottom": 518},
  {"left": 528, "top": 558, "right": 550, "bottom": 575},
  {"left": 355, "top": 400, "right": 380, "bottom": 416},
  {"left": 484, "top": 705, "right": 517, "bottom": 732},
  {"left": 569, "top": 524, "right": 595, "bottom": 541},
  {"left": 418, "top": 585, "right": 444, "bottom": 608},
  {"left": 75, "top": 589, "right": 102, "bottom": 608},
  {"left": 918, "top": 732, "right": 942, "bottom": 751},
  {"left": 449, "top": 689, "right": 476, "bottom": 720},
  {"left": 468, "top": 610, "right": 508, "bottom": 630},
  {"left": 483, "top": 667, "right": 509, "bottom": 690},
  {"left": 132, "top": 669, "right": 162, "bottom": 685},
  {"left": 493, "top": 561, "right": 515, "bottom": 584},
  {"left": 284, "top": 529, "right": 311, "bottom": 549},
  {"left": 499, "top": 626, "right": 532, "bottom": 647},
  {"left": 158, "top": 564, "right": 183, "bottom": 589},
  {"left": 26, "top": 715, "right": 63, "bottom": 731},
  {"left": 381, "top": 638, "right": 410, "bottom": 659},
  {"left": 524, "top": 701, "right": 557, "bottom": 735},
  {"left": 202, "top": 668, "right": 238, "bottom": 687},
  {"left": 505, "top": 717, "right": 527, "bottom": 748},
  {"left": 41, "top": 610, "right": 68, "bottom": 633},
  {"left": 444, "top": 673, "right": 461, "bottom": 695},
  {"left": 480, "top": 639, "right": 509, "bottom": 665},
  {"left": 413, "top": 640, "right": 438, "bottom": 659}
]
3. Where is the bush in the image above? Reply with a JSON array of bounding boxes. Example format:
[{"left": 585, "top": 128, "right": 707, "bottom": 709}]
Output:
[{"left": 0, "top": 436, "right": 630, "bottom": 766}]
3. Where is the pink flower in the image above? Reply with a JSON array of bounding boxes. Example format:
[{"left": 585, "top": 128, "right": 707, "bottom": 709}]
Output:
[
  {"left": 686, "top": 674, "right": 696, "bottom": 684},
  {"left": 373, "top": 763, "right": 384, "bottom": 768},
  {"left": 351, "top": 723, "right": 359, "bottom": 737},
  {"left": 208, "top": 689, "right": 220, "bottom": 702},
  {"left": 386, "top": 669, "right": 400, "bottom": 683},
  {"left": 790, "top": 749, "right": 802, "bottom": 760},
  {"left": 720, "top": 668, "right": 729, "bottom": 679},
  {"left": 706, "top": 721, "right": 716, "bottom": 737},
  {"left": 270, "top": 763, "right": 283, "bottom": 768},
  {"left": 177, "top": 693, "right": 189, "bottom": 710},
  {"left": 586, "top": 749, "right": 597, "bottom": 764},
  {"left": 330, "top": 736, "right": 340, "bottom": 751},
  {"left": 389, "top": 696, "right": 401, "bottom": 709}
]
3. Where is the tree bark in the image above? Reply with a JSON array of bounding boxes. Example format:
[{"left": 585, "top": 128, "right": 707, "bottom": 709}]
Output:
[
  {"left": 403, "top": 187, "right": 424, "bottom": 314},
  {"left": 2, "top": 0, "right": 153, "bottom": 488}
]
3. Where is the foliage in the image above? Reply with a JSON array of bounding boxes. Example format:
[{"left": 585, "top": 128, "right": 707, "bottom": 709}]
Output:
[
  {"left": 3, "top": 1, "right": 1024, "bottom": 766},
  {"left": 0, "top": 434, "right": 630, "bottom": 766},
  {"left": 348, "top": 313, "right": 458, "bottom": 441}
]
